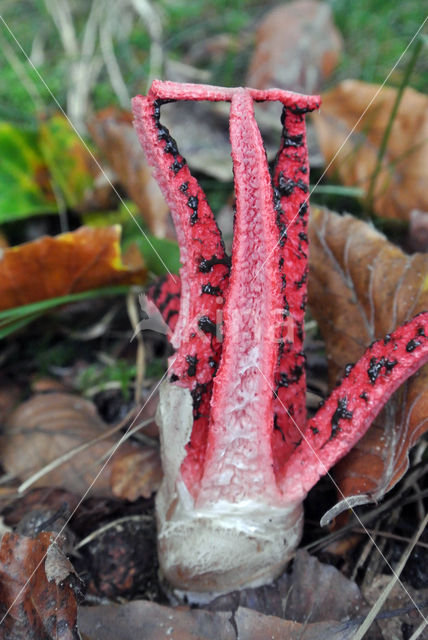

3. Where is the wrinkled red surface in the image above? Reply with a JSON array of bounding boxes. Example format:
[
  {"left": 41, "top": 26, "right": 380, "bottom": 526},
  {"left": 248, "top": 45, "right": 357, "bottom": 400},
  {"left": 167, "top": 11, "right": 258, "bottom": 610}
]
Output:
[{"left": 137, "top": 81, "right": 319, "bottom": 500}]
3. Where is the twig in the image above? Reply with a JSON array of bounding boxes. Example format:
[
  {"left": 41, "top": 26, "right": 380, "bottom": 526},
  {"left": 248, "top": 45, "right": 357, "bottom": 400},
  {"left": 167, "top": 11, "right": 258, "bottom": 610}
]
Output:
[
  {"left": 130, "top": 0, "right": 164, "bottom": 88},
  {"left": 74, "top": 514, "right": 152, "bottom": 551},
  {"left": 17, "top": 406, "right": 147, "bottom": 494},
  {"left": 127, "top": 291, "right": 146, "bottom": 405},
  {"left": 99, "top": 6, "right": 131, "bottom": 107},
  {"left": 353, "top": 511, "right": 428, "bottom": 639}
]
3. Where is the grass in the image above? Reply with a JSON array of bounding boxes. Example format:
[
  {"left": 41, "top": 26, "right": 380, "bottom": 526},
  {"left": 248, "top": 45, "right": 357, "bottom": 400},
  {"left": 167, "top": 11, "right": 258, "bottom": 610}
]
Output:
[
  {"left": 0, "top": 0, "right": 425, "bottom": 127},
  {"left": 328, "top": 0, "right": 427, "bottom": 90}
]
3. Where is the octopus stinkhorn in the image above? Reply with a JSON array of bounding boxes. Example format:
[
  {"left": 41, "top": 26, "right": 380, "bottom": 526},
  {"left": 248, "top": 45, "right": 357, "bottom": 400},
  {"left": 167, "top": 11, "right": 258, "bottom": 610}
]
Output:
[{"left": 132, "top": 81, "right": 428, "bottom": 596}]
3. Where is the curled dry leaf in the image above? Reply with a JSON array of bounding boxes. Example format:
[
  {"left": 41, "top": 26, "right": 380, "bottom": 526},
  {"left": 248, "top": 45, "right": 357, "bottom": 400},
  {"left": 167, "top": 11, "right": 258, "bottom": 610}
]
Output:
[
  {"left": 247, "top": 1, "right": 343, "bottom": 94},
  {"left": 0, "top": 531, "right": 82, "bottom": 640},
  {"left": 0, "top": 393, "right": 159, "bottom": 499},
  {"left": 313, "top": 80, "right": 428, "bottom": 220},
  {"left": 308, "top": 208, "right": 428, "bottom": 516},
  {"left": 88, "top": 108, "right": 169, "bottom": 237},
  {"left": 0, "top": 225, "right": 145, "bottom": 312}
]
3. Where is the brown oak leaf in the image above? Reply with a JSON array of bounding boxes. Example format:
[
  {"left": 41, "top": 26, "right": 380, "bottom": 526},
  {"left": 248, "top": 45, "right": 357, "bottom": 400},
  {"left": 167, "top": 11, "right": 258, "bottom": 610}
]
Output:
[
  {"left": 313, "top": 80, "right": 428, "bottom": 220},
  {"left": 308, "top": 208, "right": 428, "bottom": 519}
]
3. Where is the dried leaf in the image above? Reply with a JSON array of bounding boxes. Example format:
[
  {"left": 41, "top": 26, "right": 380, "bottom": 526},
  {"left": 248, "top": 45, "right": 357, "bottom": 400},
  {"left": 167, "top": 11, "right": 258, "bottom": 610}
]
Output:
[
  {"left": 0, "top": 123, "right": 56, "bottom": 222},
  {"left": 308, "top": 208, "right": 428, "bottom": 511},
  {"left": 2, "top": 488, "right": 80, "bottom": 529},
  {"left": 0, "top": 531, "right": 81, "bottom": 639},
  {"left": 0, "top": 225, "right": 145, "bottom": 312},
  {"left": 78, "top": 599, "right": 360, "bottom": 640},
  {"left": 88, "top": 108, "right": 169, "bottom": 237},
  {"left": 0, "top": 393, "right": 136, "bottom": 495},
  {"left": 313, "top": 81, "right": 428, "bottom": 219},
  {"left": 247, "top": 1, "right": 342, "bottom": 94},
  {"left": 208, "top": 549, "right": 365, "bottom": 623},
  {"left": 39, "top": 114, "right": 95, "bottom": 211},
  {"left": 110, "top": 447, "right": 162, "bottom": 501}
]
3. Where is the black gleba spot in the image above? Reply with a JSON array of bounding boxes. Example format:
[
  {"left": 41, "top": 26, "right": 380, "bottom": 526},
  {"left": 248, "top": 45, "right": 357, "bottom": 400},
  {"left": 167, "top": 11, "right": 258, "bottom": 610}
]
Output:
[
  {"left": 330, "top": 397, "right": 353, "bottom": 438},
  {"left": 406, "top": 338, "right": 422, "bottom": 352},
  {"left": 198, "top": 316, "right": 217, "bottom": 336},
  {"left": 367, "top": 356, "right": 398, "bottom": 384},
  {"left": 186, "top": 354, "right": 198, "bottom": 377}
]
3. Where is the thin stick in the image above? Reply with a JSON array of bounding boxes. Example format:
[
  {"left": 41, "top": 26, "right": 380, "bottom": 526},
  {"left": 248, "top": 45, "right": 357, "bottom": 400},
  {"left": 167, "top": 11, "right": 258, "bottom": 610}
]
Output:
[
  {"left": 74, "top": 514, "right": 152, "bottom": 551},
  {"left": 127, "top": 291, "right": 146, "bottom": 405},
  {"left": 408, "top": 620, "right": 428, "bottom": 640},
  {"left": 353, "top": 511, "right": 428, "bottom": 639},
  {"left": 17, "top": 407, "right": 151, "bottom": 494}
]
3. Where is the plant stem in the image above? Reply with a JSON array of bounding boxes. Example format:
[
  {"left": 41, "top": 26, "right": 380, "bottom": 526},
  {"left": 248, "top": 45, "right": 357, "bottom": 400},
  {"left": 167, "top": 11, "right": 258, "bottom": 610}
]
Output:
[{"left": 365, "top": 36, "right": 424, "bottom": 216}]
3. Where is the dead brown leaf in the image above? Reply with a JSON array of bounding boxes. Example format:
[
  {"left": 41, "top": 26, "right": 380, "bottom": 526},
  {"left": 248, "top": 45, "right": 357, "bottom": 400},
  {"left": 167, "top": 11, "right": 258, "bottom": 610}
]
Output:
[
  {"left": 78, "top": 599, "right": 360, "bottom": 640},
  {"left": 308, "top": 208, "right": 428, "bottom": 514},
  {"left": 207, "top": 549, "right": 366, "bottom": 623},
  {"left": 313, "top": 80, "right": 428, "bottom": 219},
  {"left": 110, "top": 447, "right": 162, "bottom": 501},
  {"left": 0, "top": 393, "right": 159, "bottom": 499},
  {"left": 0, "top": 225, "right": 145, "bottom": 312},
  {"left": 247, "top": 1, "right": 342, "bottom": 94},
  {"left": 0, "top": 531, "right": 81, "bottom": 639},
  {"left": 88, "top": 108, "right": 169, "bottom": 237}
]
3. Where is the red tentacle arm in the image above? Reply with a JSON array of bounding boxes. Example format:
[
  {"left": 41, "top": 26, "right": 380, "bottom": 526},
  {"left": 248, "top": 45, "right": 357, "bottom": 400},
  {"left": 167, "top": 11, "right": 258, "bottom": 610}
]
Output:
[
  {"left": 271, "top": 107, "right": 313, "bottom": 470},
  {"left": 132, "top": 91, "right": 229, "bottom": 482},
  {"left": 282, "top": 313, "right": 428, "bottom": 502},
  {"left": 148, "top": 80, "right": 320, "bottom": 110}
]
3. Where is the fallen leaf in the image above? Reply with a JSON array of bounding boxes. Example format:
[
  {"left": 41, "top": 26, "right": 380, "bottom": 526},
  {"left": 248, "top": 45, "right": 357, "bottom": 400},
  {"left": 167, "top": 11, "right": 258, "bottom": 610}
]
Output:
[
  {"left": 0, "top": 123, "right": 56, "bottom": 223},
  {"left": 88, "top": 108, "right": 169, "bottom": 237},
  {"left": 313, "top": 80, "right": 428, "bottom": 219},
  {"left": 208, "top": 549, "right": 365, "bottom": 623},
  {"left": 2, "top": 488, "right": 80, "bottom": 529},
  {"left": 110, "top": 447, "right": 162, "bottom": 501},
  {"left": 0, "top": 392, "right": 151, "bottom": 497},
  {"left": 39, "top": 113, "right": 95, "bottom": 211},
  {"left": 78, "top": 599, "right": 361, "bottom": 640},
  {"left": 0, "top": 531, "right": 82, "bottom": 639},
  {"left": 0, "top": 225, "right": 145, "bottom": 312},
  {"left": 247, "top": 1, "right": 342, "bottom": 94},
  {"left": 308, "top": 208, "right": 428, "bottom": 516}
]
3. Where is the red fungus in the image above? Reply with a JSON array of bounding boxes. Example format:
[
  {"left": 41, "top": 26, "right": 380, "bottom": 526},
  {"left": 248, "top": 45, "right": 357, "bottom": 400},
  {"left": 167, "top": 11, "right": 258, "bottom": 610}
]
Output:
[{"left": 133, "top": 81, "right": 428, "bottom": 596}]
